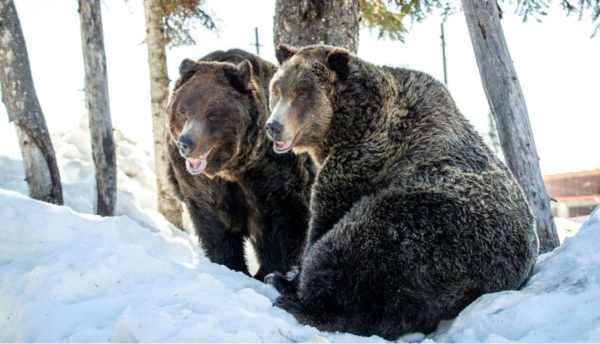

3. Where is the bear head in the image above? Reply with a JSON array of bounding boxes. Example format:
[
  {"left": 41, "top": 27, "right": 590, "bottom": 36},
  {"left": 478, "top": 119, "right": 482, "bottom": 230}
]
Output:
[
  {"left": 265, "top": 44, "right": 352, "bottom": 157},
  {"left": 167, "top": 59, "right": 263, "bottom": 178}
]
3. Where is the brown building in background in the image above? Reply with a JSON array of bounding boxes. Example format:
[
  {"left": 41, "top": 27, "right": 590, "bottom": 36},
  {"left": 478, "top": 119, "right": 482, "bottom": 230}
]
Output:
[{"left": 544, "top": 169, "right": 600, "bottom": 220}]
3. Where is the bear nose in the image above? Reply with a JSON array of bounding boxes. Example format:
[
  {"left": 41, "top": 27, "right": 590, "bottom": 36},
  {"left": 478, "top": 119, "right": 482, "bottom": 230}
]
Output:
[
  {"left": 177, "top": 135, "right": 196, "bottom": 156},
  {"left": 265, "top": 121, "right": 284, "bottom": 135}
]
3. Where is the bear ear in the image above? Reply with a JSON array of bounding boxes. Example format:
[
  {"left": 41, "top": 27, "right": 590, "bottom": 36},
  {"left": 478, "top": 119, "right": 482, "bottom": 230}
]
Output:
[
  {"left": 225, "top": 60, "right": 254, "bottom": 93},
  {"left": 275, "top": 44, "right": 299, "bottom": 65},
  {"left": 237, "top": 60, "right": 253, "bottom": 88},
  {"left": 326, "top": 48, "right": 351, "bottom": 76},
  {"left": 177, "top": 58, "right": 199, "bottom": 86},
  {"left": 179, "top": 58, "right": 197, "bottom": 75}
]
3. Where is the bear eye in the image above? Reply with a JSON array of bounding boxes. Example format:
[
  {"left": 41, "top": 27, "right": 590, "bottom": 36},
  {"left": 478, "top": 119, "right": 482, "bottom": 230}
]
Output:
[
  {"left": 179, "top": 111, "right": 187, "bottom": 119},
  {"left": 296, "top": 91, "right": 308, "bottom": 101},
  {"left": 208, "top": 114, "right": 217, "bottom": 121},
  {"left": 272, "top": 86, "right": 282, "bottom": 101}
]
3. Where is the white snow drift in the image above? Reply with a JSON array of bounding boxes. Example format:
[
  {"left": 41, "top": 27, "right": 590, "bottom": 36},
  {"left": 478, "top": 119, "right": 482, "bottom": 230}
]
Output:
[
  {"left": 0, "top": 118, "right": 598, "bottom": 342},
  {"left": 0, "top": 189, "right": 387, "bottom": 343}
]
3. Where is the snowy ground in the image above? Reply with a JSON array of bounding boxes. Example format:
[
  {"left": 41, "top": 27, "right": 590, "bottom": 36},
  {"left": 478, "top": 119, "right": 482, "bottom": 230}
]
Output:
[{"left": 1, "top": 119, "right": 599, "bottom": 342}]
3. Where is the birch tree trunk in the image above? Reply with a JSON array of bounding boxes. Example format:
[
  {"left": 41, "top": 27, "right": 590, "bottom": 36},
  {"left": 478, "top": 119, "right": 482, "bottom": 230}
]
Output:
[
  {"left": 79, "top": 0, "right": 117, "bottom": 216},
  {"left": 0, "top": 0, "right": 63, "bottom": 205},
  {"left": 143, "top": 0, "right": 183, "bottom": 228},
  {"left": 274, "top": 0, "right": 360, "bottom": 53},
  {"left": 462, "top": 0, "right": 559, "bottom": 253}
]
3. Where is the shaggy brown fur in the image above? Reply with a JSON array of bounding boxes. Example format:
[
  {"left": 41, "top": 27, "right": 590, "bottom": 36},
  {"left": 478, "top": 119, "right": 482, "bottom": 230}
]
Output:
[
  {"left": 264, "top": 44, "right": 539, "bottom": 340},
  {"left": 166, "top": 49, "right": 314, "bottom": 281}
]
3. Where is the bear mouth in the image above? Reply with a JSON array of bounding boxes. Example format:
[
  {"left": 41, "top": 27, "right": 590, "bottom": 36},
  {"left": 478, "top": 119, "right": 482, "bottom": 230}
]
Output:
[
  {"left": 185, "top": 147, "right": 213, "bottom": 175},
  {"left": 273, "top": 138, "right": 295, "bottom": 154}
]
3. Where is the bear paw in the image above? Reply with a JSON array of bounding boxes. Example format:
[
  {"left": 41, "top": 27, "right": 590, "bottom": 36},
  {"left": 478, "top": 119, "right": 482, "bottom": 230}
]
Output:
[
  {"left": 265, "top": 271, "right": 300, "bottom": 296},
  {"left": 264, "top": 272, "right": 279, "bottom": 285}
]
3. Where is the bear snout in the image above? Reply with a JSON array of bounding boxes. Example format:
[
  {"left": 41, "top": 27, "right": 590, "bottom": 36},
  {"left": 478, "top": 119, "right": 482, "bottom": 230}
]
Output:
[
  {"left": 176, "top": 134, "right": 196, "bottom": 156},
  {"left": 265, "top": 120, "right": 284, "bottom": 137}
]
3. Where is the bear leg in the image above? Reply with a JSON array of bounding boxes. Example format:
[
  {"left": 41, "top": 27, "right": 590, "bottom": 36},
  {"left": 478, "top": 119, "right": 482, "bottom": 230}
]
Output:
[
  {"left": 199, "top": 227, "right": 250, "bottom": 276},
  {"left": 251, "top": 230, "right": 292, "bottom": 281}
]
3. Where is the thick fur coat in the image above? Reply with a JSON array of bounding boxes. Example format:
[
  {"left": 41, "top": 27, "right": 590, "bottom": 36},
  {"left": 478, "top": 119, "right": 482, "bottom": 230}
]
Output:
[
  {"left": 265, "top": 45, "right": 539, "bottom": 340},
  {"left": 166, "top": 49, "right": 314, "bottom": 281}
]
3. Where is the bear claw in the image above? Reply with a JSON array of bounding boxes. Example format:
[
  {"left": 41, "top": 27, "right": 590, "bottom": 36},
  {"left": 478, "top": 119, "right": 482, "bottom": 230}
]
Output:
[{"left": 264, "top": 273, "right": 276, "bottom": 285}]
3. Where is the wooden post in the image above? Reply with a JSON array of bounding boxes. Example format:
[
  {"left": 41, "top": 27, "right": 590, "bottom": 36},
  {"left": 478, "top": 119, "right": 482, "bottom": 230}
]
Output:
[
  {"left": 254, "top": 27, "right": 260, "bottom": 55},
  {"left": 462, "top": 0, "right": 559, "bottom": 253},
  {"left": 441, "top": 22, "right": 448, "bottom": 85},
  {"left": 0, "top": 0, "right": 63, "bottom": 205},
  {"left": 79, "top": 0, "right": 117, "bottom": 216},
  {"left": 249, "top": 27, "right": 263, "bottom": 55}
]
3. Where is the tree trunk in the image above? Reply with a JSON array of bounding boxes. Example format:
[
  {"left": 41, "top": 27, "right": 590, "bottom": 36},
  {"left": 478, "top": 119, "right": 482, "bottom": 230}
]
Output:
[
  {"left": 79, "top": 0, "right": 117, "bottom": 216},
  {"left": 462, "top": 0, "right": 559, "bottom": 253},
  {"left": 274, "top": 0, "right": 360, "bottom": 53},
  {"left": 0, "top": 0, "right": 63, "bottom": 205},
  {"left": 143, "top": 0, "right": 183, "bottom": 228}
]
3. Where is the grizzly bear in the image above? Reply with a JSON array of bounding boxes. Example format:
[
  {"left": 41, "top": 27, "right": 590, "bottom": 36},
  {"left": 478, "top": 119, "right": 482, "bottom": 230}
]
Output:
[
  {"left": 166, "top": 49, "right": 314, "bottom": 281},
  {"left": 264, "top": 44, "right": 539, "bottom": 340}
]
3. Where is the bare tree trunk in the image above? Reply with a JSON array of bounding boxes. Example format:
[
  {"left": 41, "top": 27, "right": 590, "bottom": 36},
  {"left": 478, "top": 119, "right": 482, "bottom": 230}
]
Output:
[
  {"left": 462, "top": 0, "right": 559, "bottom": 253},
  {"left": 79, "top": 0, "right": 116, "bottom": 216},
  {"left": 274, "top": 0, "right": 360, "bottom": 53},
  {"left": 0, "top": 0, "right": 63, "bottom": 205},
  {"left": 143, "top": 0, "right": 183, "bottom": 228}
]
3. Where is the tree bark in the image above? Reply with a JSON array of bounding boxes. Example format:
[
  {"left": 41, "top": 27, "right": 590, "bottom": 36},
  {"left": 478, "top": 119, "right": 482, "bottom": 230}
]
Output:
[
  {"left": 143, "top": 0, "right": 183, "bottom": 228},
  {"left": 274, "top": 0, "right": 360, "bottom": 53},
  {"left": 0, "top": 0, "right": 63, "bottom": 205},
  {"left": 79, "top": 0, "right": 117, "bottom": 216},
  {"left": 462, "top": 0, "right": 559, "bottom": 253}
]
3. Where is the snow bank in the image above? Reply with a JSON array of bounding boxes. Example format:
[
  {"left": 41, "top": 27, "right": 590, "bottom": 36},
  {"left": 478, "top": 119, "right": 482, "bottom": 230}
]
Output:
[{"left": 0, "top": 190, "right": 385, "bottom": 343}]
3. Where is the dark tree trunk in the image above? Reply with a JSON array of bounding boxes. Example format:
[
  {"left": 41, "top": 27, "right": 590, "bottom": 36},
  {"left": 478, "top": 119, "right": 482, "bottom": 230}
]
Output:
[
  {"left": 79, "top": 0, "right": 117, "bottom": 216},
  {"left": 143, "top": 0, "right": 183, "bottom": 229},
  {"left": 462, "top": 0, "right": 559, "bottom": 253},
  {"left": 274, "top": 0, "right": 360, "bottom": 53},
  {"left": 0, "top": 0, "right": 63, "bottom": 205}
]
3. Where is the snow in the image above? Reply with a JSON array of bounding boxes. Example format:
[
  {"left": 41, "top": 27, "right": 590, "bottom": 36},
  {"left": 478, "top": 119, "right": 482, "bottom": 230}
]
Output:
[
  {"left": 1, "top": 119, "right": 600, "bottom": 342},
  {"left": 0, "top": 189, "right": 385, "bottom": 343}
]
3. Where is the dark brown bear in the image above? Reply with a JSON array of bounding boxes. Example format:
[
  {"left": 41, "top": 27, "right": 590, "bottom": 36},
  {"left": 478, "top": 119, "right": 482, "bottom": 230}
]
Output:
[
  {"left": 166, "top": 49, "right": 314, "bottom": 281},
  {"left": 264, "top": 44, "right": 539, "bottom": 340}
]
